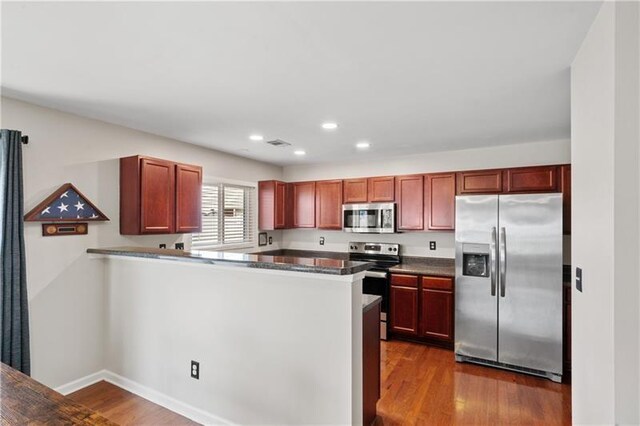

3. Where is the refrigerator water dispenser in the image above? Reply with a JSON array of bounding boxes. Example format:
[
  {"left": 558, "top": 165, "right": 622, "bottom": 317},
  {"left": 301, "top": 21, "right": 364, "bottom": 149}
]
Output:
[{"left": 462, "top": 243, "right": 490, "bottom": 277}]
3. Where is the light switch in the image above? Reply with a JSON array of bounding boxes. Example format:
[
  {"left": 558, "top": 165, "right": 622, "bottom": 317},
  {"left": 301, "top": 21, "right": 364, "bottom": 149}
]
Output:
[{"left": 576, "top": 267, "right": 582, "bottom": 292}]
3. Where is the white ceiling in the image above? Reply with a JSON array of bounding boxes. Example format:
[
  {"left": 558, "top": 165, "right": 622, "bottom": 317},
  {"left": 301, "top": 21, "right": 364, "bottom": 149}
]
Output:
[{"left": 1, "top": 1, "right": 600, "bottom": 166}]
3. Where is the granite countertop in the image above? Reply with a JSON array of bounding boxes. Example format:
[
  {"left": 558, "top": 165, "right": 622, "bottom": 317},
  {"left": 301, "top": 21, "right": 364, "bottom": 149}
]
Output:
[
  {"left": 362, "top": 294, "right": 382, "bottom": 313},
  {"left": 87, "top": 247, "right": 373, "bottom": 276},
  {"left": 254, "top": 249, "right": 349, "bottom": 260},
  {"left": 389, "top": 257, "right": 455, "bottom": 277}
]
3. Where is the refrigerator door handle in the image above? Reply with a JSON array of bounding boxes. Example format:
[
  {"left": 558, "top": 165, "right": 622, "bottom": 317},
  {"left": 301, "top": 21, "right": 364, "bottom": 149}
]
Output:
[
  {"left": 500, "top": 227, "right": 507, "bottom": 297},
  {"left": 490, "top": 227, "right": 497, "bottom": 296}
]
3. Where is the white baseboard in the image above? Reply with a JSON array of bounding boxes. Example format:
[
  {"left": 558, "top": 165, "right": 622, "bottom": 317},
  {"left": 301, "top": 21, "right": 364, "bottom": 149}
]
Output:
[
  {"left": 56, "top": 370, "right": 233, "bottom": 425},
  {"left": 55, "top": 370, "right": 108, "bottom": 395}
]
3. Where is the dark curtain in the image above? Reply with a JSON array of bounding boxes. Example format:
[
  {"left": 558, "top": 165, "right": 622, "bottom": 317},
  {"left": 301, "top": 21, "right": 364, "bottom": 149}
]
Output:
[{"left": 0, "top": 129, "right": 30, "bottom": 375}]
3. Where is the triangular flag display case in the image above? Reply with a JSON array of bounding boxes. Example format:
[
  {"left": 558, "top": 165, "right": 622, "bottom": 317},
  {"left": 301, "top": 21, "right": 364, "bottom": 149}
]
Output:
[{"left": 24, "top": 183, "right": 108, "bottom": 236}]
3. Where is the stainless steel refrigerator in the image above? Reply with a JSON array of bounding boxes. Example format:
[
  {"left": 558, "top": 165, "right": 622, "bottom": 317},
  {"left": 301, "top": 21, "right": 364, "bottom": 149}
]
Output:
[{"left": 454, "top": 193, "right": 563, "bottom": 382}]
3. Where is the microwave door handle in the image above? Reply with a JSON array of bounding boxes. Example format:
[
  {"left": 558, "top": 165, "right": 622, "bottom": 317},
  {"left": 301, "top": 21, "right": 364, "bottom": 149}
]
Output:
[{"left": 490, "top": 227, "right": 497, "bottom": 296}]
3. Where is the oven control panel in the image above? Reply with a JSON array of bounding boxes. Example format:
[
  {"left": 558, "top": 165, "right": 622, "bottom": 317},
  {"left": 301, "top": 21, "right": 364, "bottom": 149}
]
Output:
[{"left": 348, "top": 242, "right": 399, "bottom": 254}]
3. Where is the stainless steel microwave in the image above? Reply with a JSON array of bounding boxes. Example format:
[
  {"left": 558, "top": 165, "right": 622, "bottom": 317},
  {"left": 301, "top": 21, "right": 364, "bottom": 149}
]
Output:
[{"left": 342, "top": 203, "right": 396, "bottom": 233}]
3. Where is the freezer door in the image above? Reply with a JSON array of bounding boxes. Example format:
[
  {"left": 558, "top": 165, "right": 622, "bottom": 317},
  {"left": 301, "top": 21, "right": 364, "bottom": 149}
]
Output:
[
  {"left": 455, "top": 195, "right": 499, "bottom": 361},
  {"left": 497, "top": 193, "right": 563, "bottom": 374}
]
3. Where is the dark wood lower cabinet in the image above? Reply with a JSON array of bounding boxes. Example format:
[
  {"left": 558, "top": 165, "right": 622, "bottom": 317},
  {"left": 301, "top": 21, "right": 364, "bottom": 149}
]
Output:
[
  {"left": 421, "top": 288, "right": 454, "bottom": 341},
  {"left": 563, "top": 285, "right": 571, "bottom": 381},
  {"left": 363, "top": 301, "right": 381, "bottom": 426},
  {"left": 390, "top": 273, "right": 454, "bottom": 348},
  {"left": 389, "top": 285, "right": 419, "bottom": 336}
]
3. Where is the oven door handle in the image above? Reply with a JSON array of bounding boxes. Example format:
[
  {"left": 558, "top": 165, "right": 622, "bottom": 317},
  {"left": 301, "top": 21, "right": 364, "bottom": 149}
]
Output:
[{"left": 364, "top": 270, "right": 388, "bottom": 279}]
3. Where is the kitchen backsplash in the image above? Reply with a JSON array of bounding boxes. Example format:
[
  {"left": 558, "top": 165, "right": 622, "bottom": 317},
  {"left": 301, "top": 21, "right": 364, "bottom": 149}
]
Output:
[
  {"left": 280, "top": 229, "right": 456, "bottom": 258},
  {"left": 278, "top": 229, "right": 572, "bottom": 263}
]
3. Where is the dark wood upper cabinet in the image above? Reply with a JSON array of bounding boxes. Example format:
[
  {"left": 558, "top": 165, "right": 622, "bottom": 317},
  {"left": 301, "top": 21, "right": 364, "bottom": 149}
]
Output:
[
  {"left": 390, "top": 284, "right": 418, "bottom": 336},
  {"left": 420, "top": 288, "right": 454, "bottom": 342},
  {"left": 140, "top": 157, "right": 176, "bottom": 234},
  {"left": 175, "top": 164, "right": 203, "bottom": 233},
  {"left": 561, "top": 165, "right": 571, "bottom": 235},
  {"left": 396, "top": 175, "right": 424, "bottom": 230},
  {"left": 368, "top": 176, "right": 395, "bottom": 202},
  {"left": 425, "top": 173, "right": 456, "bottom": 231},
  {"left": 343, "top": 178, "right": 368, "bottom": 204},
  {"left": 504, "top": 166, "right": 559, "bottom": 193},
  {"left": 293, "top": 181, "right": 316, "bottom": 228},
  {"left": 316, "top": 180, "right": 343, "bottom": 230},
  {"left": 121, "top": 155, "right": 201, "bottom": 235},
  {"left": 258, "top": 180, "right": 289, "bottom": 230},
  {"left": 457, "top": 169, "right": 503, "bottom": 194}
]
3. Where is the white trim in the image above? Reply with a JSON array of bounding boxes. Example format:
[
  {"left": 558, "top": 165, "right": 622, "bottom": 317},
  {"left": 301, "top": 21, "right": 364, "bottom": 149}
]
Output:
[
  {"left": 195, "top": 242, "right": 255, "bottom": 251},
  {"left": 202, "top": 175, "right": 257, "bottom": 188},
  {"left": 55, "top": 370, "right": 234, "bottom": 425},
  {"left": 55, "top": 370, "right": 107, "bottom": 395}
]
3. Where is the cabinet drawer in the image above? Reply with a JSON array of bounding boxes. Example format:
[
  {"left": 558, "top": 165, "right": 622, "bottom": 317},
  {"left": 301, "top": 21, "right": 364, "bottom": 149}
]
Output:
[
  {"left": 422, "top": 277, "right": 453, "bottom": 290},
  {"left": 390, "top": 274, "right": 418, "bottom": 288}
]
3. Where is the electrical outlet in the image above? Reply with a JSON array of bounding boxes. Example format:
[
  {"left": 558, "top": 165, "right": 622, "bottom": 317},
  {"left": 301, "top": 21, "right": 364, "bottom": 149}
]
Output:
[
  {"left": 268, "top": 236, "right": 273, "bottom": 245},
  {"left": 429, "top": 241, "right": 436, "bottom": 250},
  {"left": 175, "top": 242, "right": 185, "bottom": 250},
  {"left": 159, "top": 244, "right": 166, "bottom": 249},
  {"left": 319, "top": 237, "right": 325, "bottom": 246},
  {"left": 191, "top": 360, "right": 200, "bottom": 379}
]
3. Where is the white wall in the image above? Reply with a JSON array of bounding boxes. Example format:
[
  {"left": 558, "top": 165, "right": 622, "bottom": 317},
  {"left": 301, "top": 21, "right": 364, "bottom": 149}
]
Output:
[
  {"left": 571, "top": 2, "right": 640, "bottom": 424},
  {"left": 103, "top": 256, "right": 362, "bottom": 425},
  {"left": 282, "top": 139, "right": 571, "bottom": 260},
  {"left": 0, "top": 97, "right": 283, "bottom": 388}
]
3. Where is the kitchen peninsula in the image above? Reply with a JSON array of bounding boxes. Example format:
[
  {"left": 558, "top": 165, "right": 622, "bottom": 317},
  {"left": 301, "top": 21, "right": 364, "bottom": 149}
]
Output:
[{"left": 87, "top": 246, "right": 373, "bottom": 425}]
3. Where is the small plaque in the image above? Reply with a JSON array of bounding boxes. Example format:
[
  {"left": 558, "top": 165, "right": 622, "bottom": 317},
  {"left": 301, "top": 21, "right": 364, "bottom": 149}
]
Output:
[{"left": 42, "top": 223, "right": 88, "bottom": 237}]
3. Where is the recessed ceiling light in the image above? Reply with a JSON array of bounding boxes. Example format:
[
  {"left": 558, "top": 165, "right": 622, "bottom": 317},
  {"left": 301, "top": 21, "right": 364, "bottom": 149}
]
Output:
[
  {"left": 356, "top": 141, "right": 371, "bottom": 149},
  {"left": 249, "top": 134, "right": 264, "bottom": 141},
  {"left": 321, "top": 122, "right": 338, "bottom": 130},
  {"left": 294, "top": 150, "right": 306, "bottom": 156}
]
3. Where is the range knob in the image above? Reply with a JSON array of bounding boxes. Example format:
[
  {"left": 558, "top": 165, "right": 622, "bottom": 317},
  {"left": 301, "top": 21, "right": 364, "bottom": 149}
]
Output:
[
  {"left": 388, "top": 247, "right": 393, "bottom": 251},
  {"left": 393, "top": 248, "right": 398, "bottom": 252}
]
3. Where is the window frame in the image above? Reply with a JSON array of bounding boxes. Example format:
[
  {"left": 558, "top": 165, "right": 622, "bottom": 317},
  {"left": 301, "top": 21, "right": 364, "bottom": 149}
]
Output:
[{"left": 190, "top": 180, "right": 256, "bottom": 251}]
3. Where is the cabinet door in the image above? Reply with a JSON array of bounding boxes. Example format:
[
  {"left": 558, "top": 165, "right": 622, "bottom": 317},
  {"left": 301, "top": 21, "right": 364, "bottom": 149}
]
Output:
[
  {"left": 275, "top": 181, "right": 288, "bottom": 229},
  {"left": 343, "top": 179, "right": 368, "bottom": 204},
  {"left": 425, "top": 173, "right": 456, "bottom": 230},
  {"left": 561, "top": 165, "right": 571, "bottom": 235},
  {"left": 258, "top": 181, "right": 276, "bottom": 231},
  {"left": 564, "top": 286, "right": 571, "bottom": 371},
  {"left": 140, "top": 158, "right": 175, "bottom": 234},
  {"left": 457, "top": 170, "right": 503, "bottom": 194},
  {"left": 175, "top": 164, "right": 202, "bottom": 233},
  {"left": 504, "top": 166, "right": 559, "bottom": 193},
  {"left": 316, "top": 180, "right": 343, "bottom": 229},
  {"left": 396, "top": 175, "right": 424, "bottom": 230},
  {"left": 390, "top": 285, "right": 418, "bottom": 336},
  {"left": 293, "top": 181, "right": 316, "bottom": 228},
  {"left": 368, "top": 176, "right": 395, "bottom": 202},
  {"left": 421, "top": 288, "right": 454, "bottom": 341},
  {"left": 259, "top": 180, "right": 289, "bottom": 230}
]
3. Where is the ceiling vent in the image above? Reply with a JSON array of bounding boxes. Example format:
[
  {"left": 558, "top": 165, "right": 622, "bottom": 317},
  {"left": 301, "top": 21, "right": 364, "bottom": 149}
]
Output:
[{"left": 265, "top": 139, "right": 291, "bottom": 148}]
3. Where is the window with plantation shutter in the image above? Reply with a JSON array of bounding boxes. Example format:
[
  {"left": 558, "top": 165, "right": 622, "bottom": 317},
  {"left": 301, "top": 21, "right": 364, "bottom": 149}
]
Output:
[{"left": 191, "top": 183, "right": 254, "bottom": 249}]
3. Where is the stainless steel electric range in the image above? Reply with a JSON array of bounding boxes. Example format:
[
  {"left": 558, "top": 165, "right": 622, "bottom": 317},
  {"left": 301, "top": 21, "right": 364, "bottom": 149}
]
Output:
[{"left": 348, "top": 242, "right": 400, "bottom": 340}]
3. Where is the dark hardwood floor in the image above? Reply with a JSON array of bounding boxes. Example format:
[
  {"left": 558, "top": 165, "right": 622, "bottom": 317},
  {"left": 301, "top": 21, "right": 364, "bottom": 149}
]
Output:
[
  {"left": 67, "top": 341, "right": 570, "bottom": 425},
  {"left": 375, "top": 340, "right": 571, "bottom": 425},
  {"left": 68, "top": 381, "right": 199, "bottom": 426}
]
